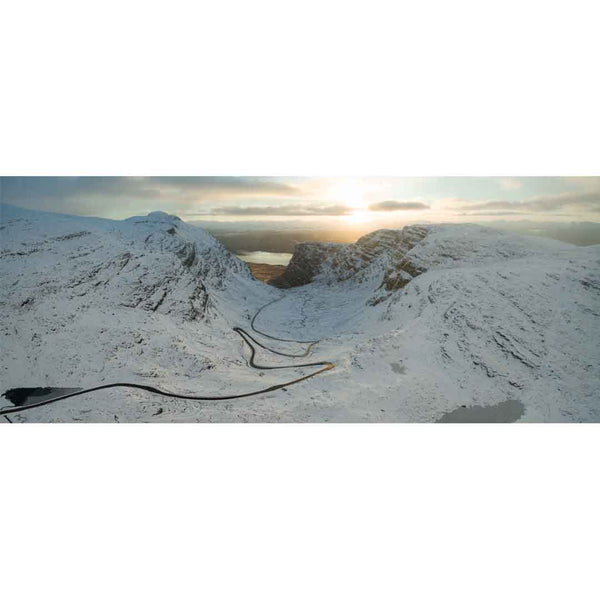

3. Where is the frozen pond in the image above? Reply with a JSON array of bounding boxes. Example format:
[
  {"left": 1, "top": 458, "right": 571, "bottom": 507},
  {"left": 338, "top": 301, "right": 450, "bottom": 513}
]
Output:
[{"left": 437, "top": 399, "right": 525, "bottom": 423}]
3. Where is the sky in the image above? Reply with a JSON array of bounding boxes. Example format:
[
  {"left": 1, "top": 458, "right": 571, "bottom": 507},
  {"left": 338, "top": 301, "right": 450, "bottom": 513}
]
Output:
[{"left": 2, "top": 177, "right": 599, "bottom": 230}]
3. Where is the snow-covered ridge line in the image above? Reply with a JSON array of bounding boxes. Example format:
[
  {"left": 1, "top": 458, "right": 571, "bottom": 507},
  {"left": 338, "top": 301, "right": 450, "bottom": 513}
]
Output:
[
  {"left": 272, "top": 223, "right": 578, "bottom": 292},
  {"left": 1, "top": 204, "right": 259, "bottom": 322}
]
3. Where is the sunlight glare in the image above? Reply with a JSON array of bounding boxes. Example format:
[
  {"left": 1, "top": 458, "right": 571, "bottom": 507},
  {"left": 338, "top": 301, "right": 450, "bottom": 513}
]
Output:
[
  {"left": 346, "top": 209, "right": 372, "bottom": 224},
  {"left": 330, "top": 181, "right": 369, "bottom": 212}
]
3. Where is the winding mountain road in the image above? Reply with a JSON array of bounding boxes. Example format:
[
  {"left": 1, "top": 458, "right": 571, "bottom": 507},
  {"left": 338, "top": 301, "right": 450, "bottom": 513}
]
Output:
[{"left": 0, "top": 297, "right": 335, "bottom": 420}]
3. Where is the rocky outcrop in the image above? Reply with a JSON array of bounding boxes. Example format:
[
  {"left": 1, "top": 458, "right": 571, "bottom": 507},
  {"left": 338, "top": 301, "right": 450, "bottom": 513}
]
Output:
[
  {"left": 271, "top": 225, "right": 430, "bottom": 289},
  {"left": 270, "top": 243, "right": 344, "bottom": 288}
]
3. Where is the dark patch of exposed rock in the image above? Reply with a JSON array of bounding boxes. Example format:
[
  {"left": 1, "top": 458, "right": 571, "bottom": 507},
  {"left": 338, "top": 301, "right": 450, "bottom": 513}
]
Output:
[
  {"left": 177, "top": 243, "right": 196, "bottom": 268},
  {"left": 271, "top": 243, "right": 343, "bottom": 288},
  {"left": 272, "top": 225, "right": 430, "bottom": 290},
  {"left": 51, "top": 231, "right": 91, "bottom": 242}
]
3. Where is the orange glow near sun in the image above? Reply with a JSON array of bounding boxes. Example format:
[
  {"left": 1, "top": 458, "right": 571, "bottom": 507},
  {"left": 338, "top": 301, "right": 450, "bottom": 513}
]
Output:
[{"left": 329, "top": 181, "right": 372, "bottom": 223}]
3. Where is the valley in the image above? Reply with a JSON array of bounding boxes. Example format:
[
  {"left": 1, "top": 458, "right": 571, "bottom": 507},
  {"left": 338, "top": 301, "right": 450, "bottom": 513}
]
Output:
[{"left": 1, "top": 204, "right": 599, "bottom": 422}]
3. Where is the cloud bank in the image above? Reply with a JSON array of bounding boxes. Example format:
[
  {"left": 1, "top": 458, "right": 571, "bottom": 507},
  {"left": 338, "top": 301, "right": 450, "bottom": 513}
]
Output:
[
  {"left": 369, "top": 200, "right": 430, "bottom": 211},
  {"left": 196, "top": 203, "right": 352, "bottom": 216},
  {"left": 0, "top": 176, "right": 302, "bottom": 218},
  {"left": 453, "top": 191, "right": 600, "bottom": 214}
]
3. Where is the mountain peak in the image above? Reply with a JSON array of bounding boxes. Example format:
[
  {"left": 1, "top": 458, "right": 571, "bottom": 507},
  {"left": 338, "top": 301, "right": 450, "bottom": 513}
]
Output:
[{"left": 146, "top": 211, "right": 181, "bottom": 221}]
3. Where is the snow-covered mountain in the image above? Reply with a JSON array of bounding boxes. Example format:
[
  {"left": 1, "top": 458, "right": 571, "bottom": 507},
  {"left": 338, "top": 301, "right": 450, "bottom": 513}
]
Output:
[
  {"left": 1, "top": 204, "right": 259, "bottom": 319},
  {"left": 0, "top": 205, "right": 277, "bottom": 421},
  {"left": 1, "top": 206, "right": 599, "bottom": 422},
  {"left": 266, "top": 224, "right": 600, "bottom": 421}
]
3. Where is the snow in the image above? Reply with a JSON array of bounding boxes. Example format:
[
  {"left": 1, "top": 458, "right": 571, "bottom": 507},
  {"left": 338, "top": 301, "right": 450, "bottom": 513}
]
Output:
[{"left": 1, "top": 205, "right": 599, "bottom": 422}]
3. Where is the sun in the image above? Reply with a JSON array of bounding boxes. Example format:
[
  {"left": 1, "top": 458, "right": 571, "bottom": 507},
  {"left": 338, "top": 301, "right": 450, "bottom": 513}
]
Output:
[
  {"left": 328, "top": 181, "right": 373, "bottom": 223},
  {"left": 330, "top": 181, "right": 369, "bottom": 213}
]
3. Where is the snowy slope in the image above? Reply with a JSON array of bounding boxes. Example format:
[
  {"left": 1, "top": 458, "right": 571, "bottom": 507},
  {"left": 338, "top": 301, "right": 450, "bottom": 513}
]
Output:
[
  {"left": 1, "top": 209, "right": 599, "bottom": 422},
  {"left": 248, "top": 225, "right": 600, "bottom": 422},
  {"left": 0, "top": 205, "right": 280, "bottom": 421}
]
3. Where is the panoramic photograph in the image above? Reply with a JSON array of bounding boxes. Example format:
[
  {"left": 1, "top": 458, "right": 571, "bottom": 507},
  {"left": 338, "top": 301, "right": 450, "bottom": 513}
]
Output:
[
  {"left": 1, "top": 176, "right": 599, "bottom": 423},
  {"left": 5, "top": 1, "right": 598, "bottom": 598}
]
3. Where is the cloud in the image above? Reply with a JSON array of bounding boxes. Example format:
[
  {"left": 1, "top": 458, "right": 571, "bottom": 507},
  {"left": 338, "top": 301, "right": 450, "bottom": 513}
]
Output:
[
  {"left": 456, "top": 200, "right": 516, "bottom": 211},
  {"left": 0, "top": 176, "right": 303, "bottom": 218},
  {"left": 1, "top": 176, "right": 300, "bottom": 200},
  {"left": 453, "top": 191, "right": 600, "bottom": 214},
  {"left": 197, "top": 203, "right": 353, "bottom": 216},
  {"left": 526, "top": 192, "right": 600, "bottom": 212},
  {"left": 368, "top": 200, "right": 430, "bottom": 211},
  {"left": 145, "top": 177, "right": 301, "bottom": 198},
  {"left": 455, "top": 211, "right": 526, "bottom": 217}
]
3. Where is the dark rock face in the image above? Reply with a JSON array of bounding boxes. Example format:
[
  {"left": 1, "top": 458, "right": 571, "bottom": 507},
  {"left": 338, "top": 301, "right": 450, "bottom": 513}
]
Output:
[
  {"left": 270, "top": 243, "right": 344, "bottom": 288},
  {"left": 271, "top": 225, "right": 430, "bottom": 289}
]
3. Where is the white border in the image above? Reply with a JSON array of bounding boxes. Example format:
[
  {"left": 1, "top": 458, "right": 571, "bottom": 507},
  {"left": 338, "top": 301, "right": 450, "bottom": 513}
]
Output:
[
  {"left": 1, "top": 1, "right": 598, "bottom": 175},
  {"left": 1, "top": 1, "right": 599, "bottom": 598},
  {"left": 2, "top": 425, "right": 599, "bottom": 600}
]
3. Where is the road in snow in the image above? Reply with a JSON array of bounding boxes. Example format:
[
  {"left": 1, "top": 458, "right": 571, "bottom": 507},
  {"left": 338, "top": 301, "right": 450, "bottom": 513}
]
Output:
[{"left": 1, "top": 298, "right": 335, "bottom": 420}]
